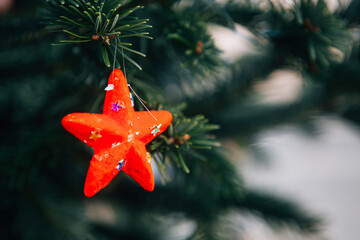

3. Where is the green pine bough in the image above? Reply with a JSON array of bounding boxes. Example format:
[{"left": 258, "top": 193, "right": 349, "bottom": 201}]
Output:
[
  {"left": 162, "top": 9, "right": 222, "bottom": 75},
  {"left": 45, "top": 0, "right": 151, "bottom": 69},
  {"left": 149, "top": 113, "right": 221, "bottom": 183},
  {"left": 264, "top": 0, "right": 352, "bottom": 71}
]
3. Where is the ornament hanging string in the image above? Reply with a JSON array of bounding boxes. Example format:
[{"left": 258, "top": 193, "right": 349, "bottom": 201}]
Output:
[
  {"left": 116, "top": 38, "right": 158, "bottom": 121},
  {"left": 113, "top": 38, "right": 118, "bottom": 73}
]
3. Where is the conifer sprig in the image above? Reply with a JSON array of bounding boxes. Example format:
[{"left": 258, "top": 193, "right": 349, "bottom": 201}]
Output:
[
  {"left": 147, "top": 6, "right": 222, "bottom": 76},
  {"left": 149, "top": 113, "right": 220, "bottom": 183},
  {"left": 263, "top": 0, "right": 352, "bottom": 72},
  {"left": 44, "top": 0, "right": 151, "bottom": 69}
]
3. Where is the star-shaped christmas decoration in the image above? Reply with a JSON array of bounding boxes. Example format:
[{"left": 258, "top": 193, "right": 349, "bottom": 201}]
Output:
[{"left": 62, "top": 69, "right": 172, "bottom": 197}]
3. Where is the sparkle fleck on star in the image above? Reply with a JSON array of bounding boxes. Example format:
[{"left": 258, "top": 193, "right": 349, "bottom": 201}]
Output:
[
  {"left": 111, "top": 101, "right": 123, "bottom": 112},
  {"left": 89, "top": 130, "right": 102, "bottom": 141},
  {"left": 116, "top": 160, "right": 124, "bottom": 171},
  {"left": 146, "top": 152, "right": 152, "bottom": 164},
  {"left": 105, "top": 84, "right": 114, "bottom": 91},
  {"left": 151, "top": 124, "right": 162, "bottom": 136}
]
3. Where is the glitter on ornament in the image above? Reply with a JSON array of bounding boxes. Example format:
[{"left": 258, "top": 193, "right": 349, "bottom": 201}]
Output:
[
  {"left": 89, "top": 130, "right": 102, "bottom": 141},
  {"left": 130, "top": 93, "right": 134, "bottom": 107},
  {"left": 105, "top": 84, "right": 114, "bottom": 91},
  {"left": 116, "top": 160, "right": 124, "bottom": 171},
  {"left": 111, "top": 101, "right": 123, "bottom": 112},
  {"left": 112, "top": 142, "right": 121, "bottom": 148},
  {"left": 151, "top": 124, "right": 162, "bottom": 136},
  {"left": 146, "top": 152, "right": 152, "bottom": 164}
]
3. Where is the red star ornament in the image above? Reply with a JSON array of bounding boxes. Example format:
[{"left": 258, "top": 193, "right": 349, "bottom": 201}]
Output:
[{"left": 62, "top": 69, "right": 172, "bottom": 197}]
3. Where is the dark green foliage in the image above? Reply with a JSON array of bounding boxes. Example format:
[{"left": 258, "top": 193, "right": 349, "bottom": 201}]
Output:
[
  {"left": 150, "top": 111, "right": 220, "bottom": 181},
  {"left": 337, "top": 0, "right": 360, "bottom": 25},
  {"left": 2, "top": 0, "right": 359, "bottom": 239},
  {"left": 144, "top": 4, "right": 223, "bottom": 91},
  {"left": 261, "top": 0, "right": 352, "bottom": 71},
  {"left": 163, "top": 11, "right": 222, "bottom": 74},
  {"left": 225, "top": 0, "right": 264, "bottom": 27},
  {"left": 44, "top": 0, "right": 152, "bottom": 68}
]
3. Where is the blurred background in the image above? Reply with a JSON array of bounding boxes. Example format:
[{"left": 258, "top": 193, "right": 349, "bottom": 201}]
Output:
[{"left": 1, "top": 0, "right": 359, "bottom": 239}]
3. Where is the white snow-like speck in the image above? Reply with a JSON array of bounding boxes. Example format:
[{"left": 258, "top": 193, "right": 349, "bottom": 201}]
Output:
[
  {"left": 94, "top": 155, "right": 103, "bottom": 162},
  {"left": 127, "top": 134, "right": 134, "bottom": 142},
  {"left": 105, "top": 84, "right": 114, "bottom": 91},
  {"left": 112, "top": 142, "right": 121, "bottom": 148}
]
